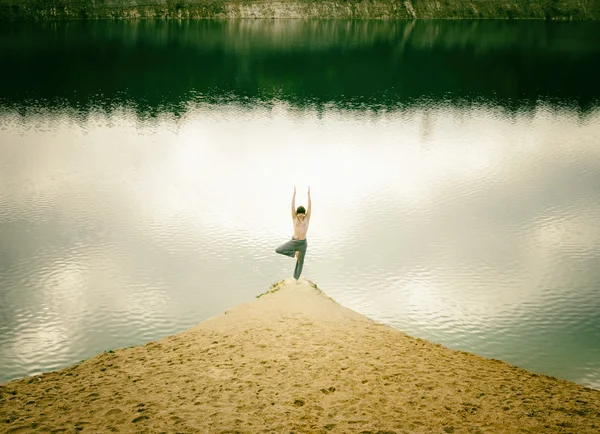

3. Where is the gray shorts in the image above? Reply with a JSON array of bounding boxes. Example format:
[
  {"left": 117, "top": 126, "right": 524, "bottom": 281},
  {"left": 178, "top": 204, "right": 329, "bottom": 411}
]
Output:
[{"left": 275, "top": 237, "right": 307, "bottom": 280}]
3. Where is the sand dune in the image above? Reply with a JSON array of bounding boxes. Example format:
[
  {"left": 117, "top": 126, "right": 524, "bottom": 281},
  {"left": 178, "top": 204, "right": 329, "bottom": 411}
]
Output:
[{"left": 1, "top": 278, "right": 599, "bottom": 433}]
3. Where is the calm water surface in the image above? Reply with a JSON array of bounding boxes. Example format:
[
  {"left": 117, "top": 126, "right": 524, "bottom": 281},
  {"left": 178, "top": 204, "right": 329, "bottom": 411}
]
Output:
[{"left": 1, "top": 20, "right": 600, "bottom": 388}]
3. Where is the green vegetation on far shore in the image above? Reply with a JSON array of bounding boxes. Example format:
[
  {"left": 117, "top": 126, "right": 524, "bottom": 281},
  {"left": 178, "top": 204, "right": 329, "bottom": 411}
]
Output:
[{"left": 1, "top": 0, "right": 599, "bottom": 21}]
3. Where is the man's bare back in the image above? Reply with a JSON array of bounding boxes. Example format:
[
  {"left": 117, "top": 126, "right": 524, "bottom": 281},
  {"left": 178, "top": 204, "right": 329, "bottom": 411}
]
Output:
[
  {"left": 292, "top": 186, "right": 311, "bottom": 240},
  {"left": 293, "top": 215, "right": 309, "bottom": 240}
]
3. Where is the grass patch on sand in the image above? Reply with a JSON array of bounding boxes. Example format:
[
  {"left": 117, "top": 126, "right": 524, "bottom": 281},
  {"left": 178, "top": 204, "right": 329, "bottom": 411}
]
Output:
[
  {"left": 256, "top": 279, "right": 285, "bottom": 298},
  {"left": 307, "top": 279, "right": 321, "bottom": 291}
]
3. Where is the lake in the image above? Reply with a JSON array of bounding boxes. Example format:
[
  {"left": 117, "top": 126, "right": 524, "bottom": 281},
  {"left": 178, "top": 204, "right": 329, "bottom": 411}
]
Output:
[{"left": 0, "top": 19, "right": 599, "bottom": 388}]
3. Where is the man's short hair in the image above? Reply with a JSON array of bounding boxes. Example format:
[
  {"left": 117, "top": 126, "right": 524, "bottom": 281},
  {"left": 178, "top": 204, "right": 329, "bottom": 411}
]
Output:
[{"left": 296, "top": 206, "right": 306, "bottom": 215}]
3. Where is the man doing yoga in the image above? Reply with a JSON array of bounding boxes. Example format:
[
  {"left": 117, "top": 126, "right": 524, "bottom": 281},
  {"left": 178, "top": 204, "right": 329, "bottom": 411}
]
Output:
[{"left": 275, "top": 186, "right": 311, "bottom": 281}]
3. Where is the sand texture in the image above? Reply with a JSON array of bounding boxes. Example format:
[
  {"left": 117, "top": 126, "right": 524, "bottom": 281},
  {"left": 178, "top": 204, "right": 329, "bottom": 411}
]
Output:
[{"left": 1, "top": 278, "right": 599, "bottom": 433}]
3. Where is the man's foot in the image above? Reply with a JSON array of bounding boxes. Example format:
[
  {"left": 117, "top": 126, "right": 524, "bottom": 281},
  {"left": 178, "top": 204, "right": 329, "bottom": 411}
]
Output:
[{"left": 295, "top": 251, "right": 299, "bottom": 260}]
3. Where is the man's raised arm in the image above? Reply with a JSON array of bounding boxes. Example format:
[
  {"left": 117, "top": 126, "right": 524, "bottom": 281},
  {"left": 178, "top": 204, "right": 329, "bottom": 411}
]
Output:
[
  {"left": 291, "top": 186, "right": 296, "bottom": 219},
  {"left": 306, "top": 186, "right": 312, "bottom": 218}
]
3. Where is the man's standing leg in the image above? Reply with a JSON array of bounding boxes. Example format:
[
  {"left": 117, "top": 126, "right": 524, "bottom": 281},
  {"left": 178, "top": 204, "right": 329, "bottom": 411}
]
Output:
[{"left": 293, "top": 241, "right": 307, "bottom": 281}]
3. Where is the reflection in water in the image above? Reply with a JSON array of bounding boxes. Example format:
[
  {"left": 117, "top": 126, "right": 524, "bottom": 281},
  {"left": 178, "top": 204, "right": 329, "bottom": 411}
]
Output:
[
  {"left": 0, "top": 20, "right": 600, "bottom": 389},
  {"left": 1, "top": 20, "right": 600, "bottom": 114}
]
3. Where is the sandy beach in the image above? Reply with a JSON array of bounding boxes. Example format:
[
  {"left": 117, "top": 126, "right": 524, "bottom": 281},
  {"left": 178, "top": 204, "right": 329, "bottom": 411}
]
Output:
[{"left": 1, "top": 278, "right": 599, "bottom": 433}]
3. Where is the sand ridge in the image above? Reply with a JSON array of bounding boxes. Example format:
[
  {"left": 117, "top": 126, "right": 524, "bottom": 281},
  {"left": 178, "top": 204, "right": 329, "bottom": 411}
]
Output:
[{"left": 1, "top": 278, "right": 599, "bottom": 433}]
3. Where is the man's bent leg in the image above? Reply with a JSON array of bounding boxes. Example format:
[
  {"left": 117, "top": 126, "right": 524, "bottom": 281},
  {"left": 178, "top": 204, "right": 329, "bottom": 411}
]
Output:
[{"left": 275, "top": 239, "right": 297, "bottom": 258}]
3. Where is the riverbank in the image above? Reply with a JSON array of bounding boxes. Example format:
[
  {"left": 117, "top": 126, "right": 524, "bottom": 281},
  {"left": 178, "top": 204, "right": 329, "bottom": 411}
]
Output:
[
  {"left": 1, "top": 0, "right": 600, "bottom": 21},
  {"left": 1, "top": 278, "right": 599, "bottom": 432}
]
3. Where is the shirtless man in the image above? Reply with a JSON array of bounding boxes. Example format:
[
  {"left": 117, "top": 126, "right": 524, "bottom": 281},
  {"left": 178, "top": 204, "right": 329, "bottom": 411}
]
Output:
[{"left": 275, "top": 186, "right": 311, "bottom": 281}]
